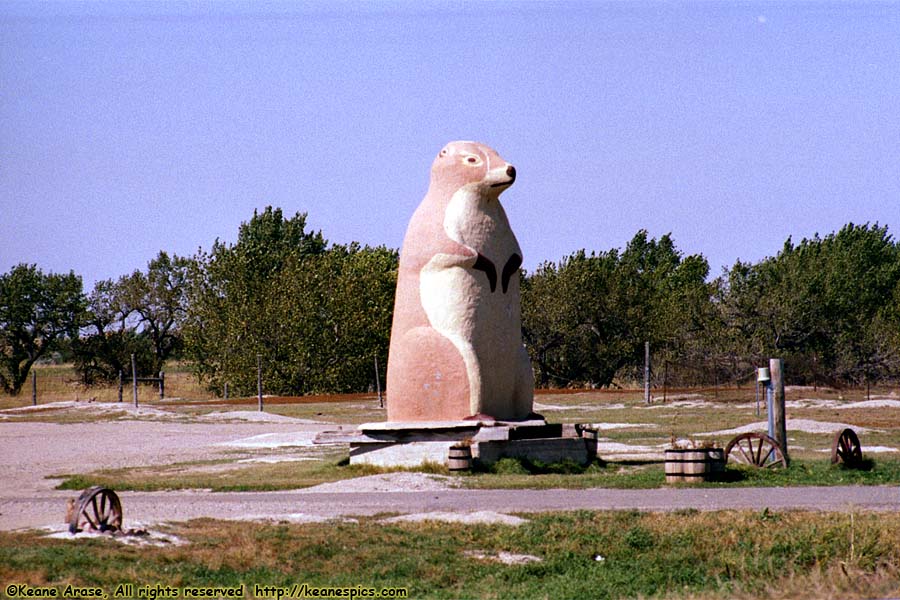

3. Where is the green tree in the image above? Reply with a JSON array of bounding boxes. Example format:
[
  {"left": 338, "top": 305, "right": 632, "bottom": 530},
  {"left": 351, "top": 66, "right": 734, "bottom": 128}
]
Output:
[
  {"left": 118, "top": 251, "right": 191, "bottom": 372},
  {"left": 71, "top": 278, "right": 150, "bottom": 384},
  {"left": 521, "top": 231, "right": 712, "bottom": 388},
  {"left": 614, "top": 231, "right": 714, "bottom": 369},
  {"left": 0, "top": 264, "right": 84, "bottom": 394},
  {"left": 717, "top": 223, "right": 900, "bottom": 385},
  {"left": 271, "top": 243, "right": 398, "bottom": 394},
  {"left": 72, "top": 252, "right": 191, "bottom": 384},
  {"left": 523, "top": 249, "right": 626, "bottom": 387},
  {"left": 184, "top": 207, "right": 330, "bottom": 395},
  {"left": 818, "top": 224, "right": 900, "bottom": 383}
]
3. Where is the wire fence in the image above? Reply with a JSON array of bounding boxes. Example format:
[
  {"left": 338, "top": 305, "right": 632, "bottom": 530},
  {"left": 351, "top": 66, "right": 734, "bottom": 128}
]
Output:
[
  {"left": 3, "top": 367, "right": 214, "bottom": 407},
  {"left": 614, "top": 351, "right": 900, "bottom": 403},
  {"left": 6, "top": 350, "right": 898, "bottom": 409},
  {"left": 4, "top": 358, "right": 381, "bottom": 409}
]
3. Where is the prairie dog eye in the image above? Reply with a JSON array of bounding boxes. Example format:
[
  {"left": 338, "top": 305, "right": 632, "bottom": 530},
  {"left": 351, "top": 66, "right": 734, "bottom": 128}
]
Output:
[
  {"left": 462, "top": 154, "right": 483, "bottom": 167},
  {"left": 439, "top": 148, "right": 449, "bottom": 157}
]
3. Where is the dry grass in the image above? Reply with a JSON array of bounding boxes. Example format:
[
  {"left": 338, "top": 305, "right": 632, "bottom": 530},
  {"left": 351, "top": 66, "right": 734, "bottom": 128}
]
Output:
[
  {"left": 53, "top": 452, "right": 385, "bottom": 492},
  {"left": 2, "top": 511, "right": 899, "bottom": 599},
  {"left": 0, "top": 363, "right": 212, "bottom": 409}
]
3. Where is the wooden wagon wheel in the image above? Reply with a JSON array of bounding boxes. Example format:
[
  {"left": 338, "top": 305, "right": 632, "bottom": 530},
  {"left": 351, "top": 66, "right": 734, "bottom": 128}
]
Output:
[
  {"left": 725, "top": 433, "right": 787, "bottom": 469},
  {"left": 831, "top": 427, "right": 863, "bottom": 467},
  {"left": 67, "top": 487, "right": 122, "bottom": 534}
]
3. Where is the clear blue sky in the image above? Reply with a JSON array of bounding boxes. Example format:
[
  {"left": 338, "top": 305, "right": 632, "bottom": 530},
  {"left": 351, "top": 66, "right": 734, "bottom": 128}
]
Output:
[{"left": 3, "top": 0, "right": 899, "bottom": 289}]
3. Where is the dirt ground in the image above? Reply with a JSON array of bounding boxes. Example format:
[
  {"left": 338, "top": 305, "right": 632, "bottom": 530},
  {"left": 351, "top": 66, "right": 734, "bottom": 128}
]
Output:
[
  {"left": 0, "top": 408, "right": 341, "bottom": 530},
  {"left": 1, "top": 419, "right": 332, "bottom": 495},
  {"left": 2, "top": 401, "right": 899, "bottom": 533}
]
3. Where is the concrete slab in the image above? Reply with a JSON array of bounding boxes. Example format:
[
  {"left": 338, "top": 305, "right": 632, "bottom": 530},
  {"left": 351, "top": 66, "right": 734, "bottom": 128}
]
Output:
[
  {"left": 358, "top": 418, "right": 547, "bottom": 432},
  {"left": 359, "top": 420, "right": 487, "bottom": 431},
  {"left": 477, "top": 438, "right": 593, "bottom": 465},
  {"left": 350, "top": 441, "right": 457, "bottom": 467},
  {"left": 343, "top": 419, "right": 597, "bottom": 468}
]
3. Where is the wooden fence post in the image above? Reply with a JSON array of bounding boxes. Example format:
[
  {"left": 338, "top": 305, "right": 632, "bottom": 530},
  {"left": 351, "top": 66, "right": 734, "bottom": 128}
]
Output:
[
  {"left": 224, "top": 382, "right": 229, "bottom": 400},
  {"left": 813, "top": 355, "right": 818, "bottom": 392},
  {"left": 118, "top": 370, "right": 123, "bottom": 403},
  {"left": 663, "top": 360, "right": 668, "bottom": 403},
  {"left": 770, "top": 357, "right": 788, "bottom": 464},
  {"left": 714, "top": 358, "right": 719, "bottom": 399},
  {"left": 159, "top": 371, "right": 165, "bottom": 399},
  {"left": 257, "top": 354, "right": 263, "bottom": 412},
  {"left": 374, "top": 355, "right": 383, "bottom": 408},
  {"left": 644, "top": 341, "right": 651, "bottom": 404},
  {"left": 755, "top": 380, "right": 760, "bottom": 417},
  {"left": 131, "top": 354, "right": 138, "bottom": 408},
  {"left": 32, "top": 371, "right": 37, "bottom": 406}
]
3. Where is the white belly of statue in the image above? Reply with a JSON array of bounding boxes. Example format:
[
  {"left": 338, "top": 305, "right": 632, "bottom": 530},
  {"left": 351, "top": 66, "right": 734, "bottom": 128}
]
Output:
[{"left": 420, "top": 253, "right": 522, "bottom": 417}]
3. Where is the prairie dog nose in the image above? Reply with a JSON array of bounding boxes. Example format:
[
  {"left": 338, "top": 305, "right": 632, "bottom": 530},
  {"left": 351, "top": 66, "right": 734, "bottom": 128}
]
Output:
[{"left": 506, "top": 165, "right": 516, "bottom": 181}]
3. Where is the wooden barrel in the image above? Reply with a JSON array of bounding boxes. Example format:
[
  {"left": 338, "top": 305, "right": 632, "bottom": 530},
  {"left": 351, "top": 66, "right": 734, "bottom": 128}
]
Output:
[
  {"left": 667, "top": 449, "right": 725, "bottom": 483},
  {"left": 664, "top": 449, "right": 686, "bottom": 483},
  {"left": 706, "top": 448, "right": 725, "bottom": 477},
  {"left": 448, "top": 445, "right": 472, "bottom": 471},
  {"left": 681, "top": 450, "right": 709, "bottom": 482}
]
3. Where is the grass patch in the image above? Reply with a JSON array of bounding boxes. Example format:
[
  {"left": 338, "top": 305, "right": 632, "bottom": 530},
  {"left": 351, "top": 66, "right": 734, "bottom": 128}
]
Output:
[
  {"left": 52, "top": 455, "right": 450, "bottom": 492},
  {"left": 53, "top": 451, "right": 900, "bottom": 493},
  {"left": 460, "top": 456, "right": 900, "bottom": 490},
  {"left": 462, "top": 457, "right": 665, "bottom": 489},
  {"left": 2, "top": 510, "right": 899, "bottom": 599},
  {"left": 698, "top": 458, "right": 900, "bottom": 488}
]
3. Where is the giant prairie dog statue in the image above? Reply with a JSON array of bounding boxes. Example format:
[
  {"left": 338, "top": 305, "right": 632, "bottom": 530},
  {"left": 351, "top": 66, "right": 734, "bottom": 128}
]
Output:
[{"left": 386, "top": 141, "right": 534, "bottom": 422}]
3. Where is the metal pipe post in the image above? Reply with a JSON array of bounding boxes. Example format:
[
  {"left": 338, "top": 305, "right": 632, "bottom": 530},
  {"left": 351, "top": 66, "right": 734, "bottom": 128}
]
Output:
[
  {"left": 643, "top": 341, "right": 651, "bottom": 404},
  {"left": 770, "top": 357, "right": 788, "bottom": 463},
  {"left": 374, "top": 355, "right": 383, "bottom": 408}
]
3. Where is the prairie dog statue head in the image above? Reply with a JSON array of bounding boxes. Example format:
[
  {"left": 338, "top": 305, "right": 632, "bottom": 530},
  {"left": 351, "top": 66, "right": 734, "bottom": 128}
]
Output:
[{"left": 429, "top": 141, "right": 517, "bottom": 199}]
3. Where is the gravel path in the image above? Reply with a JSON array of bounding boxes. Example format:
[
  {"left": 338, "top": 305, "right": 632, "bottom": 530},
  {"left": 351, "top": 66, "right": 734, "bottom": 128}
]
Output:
[
  {"left": 0, "top": 415, "right": 338, "bottom": 530},
  {"left": 2, "top": 413, "right": 899, "bottom": 532},
  {"left": 4, "top": 486, "right": 900, "bottom": 531},
  {"left": 1, "top": 420, "right": 335, "bottom": 495}
]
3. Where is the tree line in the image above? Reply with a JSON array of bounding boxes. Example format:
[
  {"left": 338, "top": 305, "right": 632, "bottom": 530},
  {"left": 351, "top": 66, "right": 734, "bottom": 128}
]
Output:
[{"left": 2, "top": 207, "right": 898, "bottom": 396}]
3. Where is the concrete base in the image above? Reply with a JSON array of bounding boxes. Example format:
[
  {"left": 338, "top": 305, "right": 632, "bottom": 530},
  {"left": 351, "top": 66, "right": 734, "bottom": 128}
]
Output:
[
  {"left": 316, "top": 420, "right": 598, "bottom": 468},
  {"left": 349, "top": 441, "right": 459, "bottom": 467}
]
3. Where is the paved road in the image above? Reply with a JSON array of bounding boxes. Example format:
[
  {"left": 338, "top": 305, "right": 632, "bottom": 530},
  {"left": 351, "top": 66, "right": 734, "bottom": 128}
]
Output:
[{"left": 3, "top": 485, "right": 899, "bottom": 531}]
